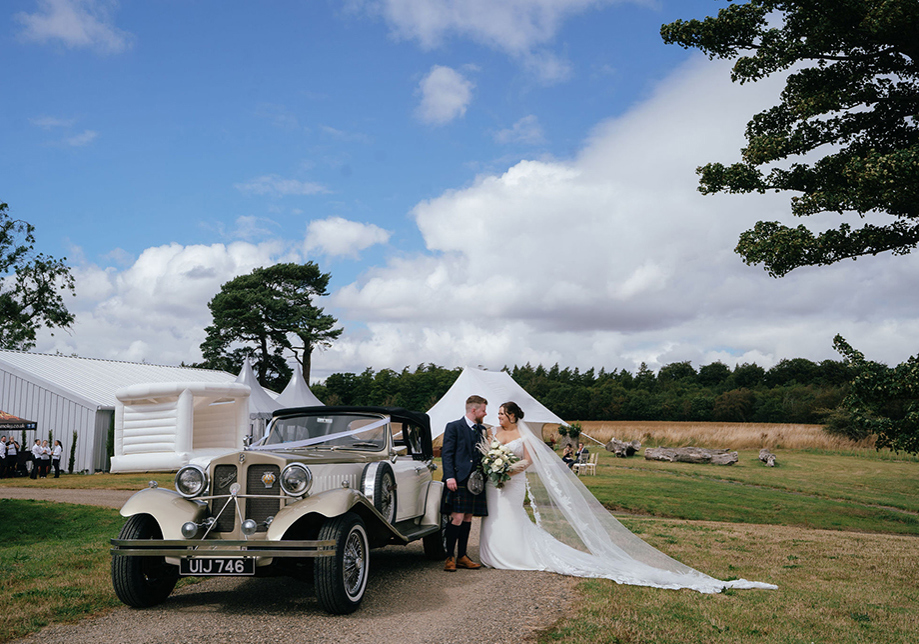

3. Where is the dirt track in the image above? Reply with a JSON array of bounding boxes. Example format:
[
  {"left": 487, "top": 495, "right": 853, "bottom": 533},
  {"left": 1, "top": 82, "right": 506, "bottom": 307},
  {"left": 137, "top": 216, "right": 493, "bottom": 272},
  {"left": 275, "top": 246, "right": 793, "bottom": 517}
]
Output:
[{"left": 1, "top": 487, "right": 576, "bottom": 644}]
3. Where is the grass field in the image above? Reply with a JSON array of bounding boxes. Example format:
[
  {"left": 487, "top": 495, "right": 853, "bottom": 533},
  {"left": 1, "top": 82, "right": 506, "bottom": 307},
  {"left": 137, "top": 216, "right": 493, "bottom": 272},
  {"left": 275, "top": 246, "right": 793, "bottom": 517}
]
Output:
[
  {"left": 535, "top": 425, "right": 919, "bottom": 643},
  {"left": 1, "top": 421, "right": 918, "bottom": 643},
  {"left": 0, "top": 500, "right": 124, "bottom": 642}
]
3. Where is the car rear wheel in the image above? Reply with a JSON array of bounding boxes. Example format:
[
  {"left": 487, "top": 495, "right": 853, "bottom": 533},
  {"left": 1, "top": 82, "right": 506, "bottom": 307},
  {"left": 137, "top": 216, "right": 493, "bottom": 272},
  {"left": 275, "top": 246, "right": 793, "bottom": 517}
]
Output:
[
  {"left": 314, "top": 512, "right": 370, "bottom": 614},
  {"left": 111, "top": 514, "right": 179, "bottom": 607},
  {"left": 422, "top": 511, "right": 449, "bottom": 560}
]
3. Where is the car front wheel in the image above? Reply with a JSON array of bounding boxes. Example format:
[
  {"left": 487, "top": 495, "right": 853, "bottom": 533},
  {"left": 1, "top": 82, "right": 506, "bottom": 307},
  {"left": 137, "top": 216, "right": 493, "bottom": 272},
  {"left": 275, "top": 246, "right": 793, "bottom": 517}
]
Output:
[
  {"left": 314, "top": 512, "right": 370, "bottom": 614},
  {"left": 111, "top": 514, "right": 179, "bottom": 607},
  {"left": 361, "top": 461, "right": 397, "bottom": 524}
]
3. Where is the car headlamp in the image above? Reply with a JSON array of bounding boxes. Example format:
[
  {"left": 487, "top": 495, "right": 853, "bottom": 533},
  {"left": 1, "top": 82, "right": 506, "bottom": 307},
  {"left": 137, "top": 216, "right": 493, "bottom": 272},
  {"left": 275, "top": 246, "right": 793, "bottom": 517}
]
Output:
[
  {"left": 280, "top": 463, "right": 312, "bottom": 497},
  {"left": 175, "top": 464, "right": 208, "bottom": 498}
]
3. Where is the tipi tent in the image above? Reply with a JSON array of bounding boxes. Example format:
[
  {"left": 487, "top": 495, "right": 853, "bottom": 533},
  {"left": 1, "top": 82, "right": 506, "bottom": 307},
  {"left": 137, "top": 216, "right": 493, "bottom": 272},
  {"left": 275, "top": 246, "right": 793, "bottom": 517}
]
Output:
[
  {"left": 235, "top": 360, "right": 282, "bottom": 438},
  {"left": 427, "top": 367, "right": 565, "bottom": 440},
  {"left": 275, "top": 362, "right": 323, "bottom": 408}
]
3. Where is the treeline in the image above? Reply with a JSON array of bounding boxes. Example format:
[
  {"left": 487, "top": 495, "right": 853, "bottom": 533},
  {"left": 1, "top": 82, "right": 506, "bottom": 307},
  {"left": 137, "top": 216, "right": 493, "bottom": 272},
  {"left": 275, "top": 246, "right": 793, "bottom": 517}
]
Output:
[{"left": 311, "top": 358, "right": 852, "bottom": 425}]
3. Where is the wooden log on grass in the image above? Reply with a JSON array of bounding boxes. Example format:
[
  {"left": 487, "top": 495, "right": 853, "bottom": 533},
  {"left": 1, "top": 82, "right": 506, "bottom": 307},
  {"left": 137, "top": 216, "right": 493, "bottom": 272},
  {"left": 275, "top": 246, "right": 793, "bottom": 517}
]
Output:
[
  {"left": 644, "top": 446, "right": 738, "bottom": 466},
  {"left": 759, "top": 448, "right": 777, "bottom": 467},
  {"left": 605, "top": 438, "right": 641, "bottom": 457}
]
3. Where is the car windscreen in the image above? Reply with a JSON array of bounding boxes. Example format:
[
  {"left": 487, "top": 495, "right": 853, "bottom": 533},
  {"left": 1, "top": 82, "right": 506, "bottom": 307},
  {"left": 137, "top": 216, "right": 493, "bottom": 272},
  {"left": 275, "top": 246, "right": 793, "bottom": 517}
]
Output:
[{"left": 263, "top": 413, "right": 388, "bottom": 451}]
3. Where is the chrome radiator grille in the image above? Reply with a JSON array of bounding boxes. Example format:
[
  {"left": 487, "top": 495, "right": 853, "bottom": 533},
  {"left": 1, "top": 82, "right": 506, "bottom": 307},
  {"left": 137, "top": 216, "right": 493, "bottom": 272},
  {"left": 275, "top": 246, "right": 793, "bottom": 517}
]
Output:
[
  {"left": 246, "top": 464, "right": 281, "bottom": 533},
  {"left": 211, "top": 464, "right": 239, "bottom": 532},
  {"left": 209, "top": 464, "right": 282, "bottom": 533}
]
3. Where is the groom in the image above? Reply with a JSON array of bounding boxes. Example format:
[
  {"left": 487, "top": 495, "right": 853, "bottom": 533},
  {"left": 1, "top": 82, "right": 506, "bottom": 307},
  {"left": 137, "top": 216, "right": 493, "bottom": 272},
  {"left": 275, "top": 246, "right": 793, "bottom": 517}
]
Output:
[{"left": 441, "top": 394, "right": 488, "bottom": 572}]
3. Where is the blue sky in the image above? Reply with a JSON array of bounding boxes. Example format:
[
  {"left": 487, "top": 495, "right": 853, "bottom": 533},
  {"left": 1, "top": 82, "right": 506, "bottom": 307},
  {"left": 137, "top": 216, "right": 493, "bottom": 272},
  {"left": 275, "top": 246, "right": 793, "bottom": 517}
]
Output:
[{"left": 3, "top": 0, "right": 918, "bottom": 381}]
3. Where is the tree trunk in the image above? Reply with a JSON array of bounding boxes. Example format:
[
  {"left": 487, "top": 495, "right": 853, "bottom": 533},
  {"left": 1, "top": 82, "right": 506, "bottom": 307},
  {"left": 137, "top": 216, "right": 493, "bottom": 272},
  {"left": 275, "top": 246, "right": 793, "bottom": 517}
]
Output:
[
  {"left": 759, "top": 448, "right": 777, "bottom": 467},
  {"left": 605, "top": 438, "right": 641, "bottom": 457},
  {"left": 644, "top": 446, "right": 738, "bottom": 465}
]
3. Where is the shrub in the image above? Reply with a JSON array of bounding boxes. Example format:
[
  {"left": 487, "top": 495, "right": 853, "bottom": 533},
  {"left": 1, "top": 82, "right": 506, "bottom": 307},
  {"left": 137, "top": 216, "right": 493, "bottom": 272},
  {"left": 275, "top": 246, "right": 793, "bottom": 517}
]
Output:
[
  {"left": 568, "top": 422, "right": 582, "bottom": 440},
  {"left": 68, "top": 430, "right": 77, "bottom": 474}
]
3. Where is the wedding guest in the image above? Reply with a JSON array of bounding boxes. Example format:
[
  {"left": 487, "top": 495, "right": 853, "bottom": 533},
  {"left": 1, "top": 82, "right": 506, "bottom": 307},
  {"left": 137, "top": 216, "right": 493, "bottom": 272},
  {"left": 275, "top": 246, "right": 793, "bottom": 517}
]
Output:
[
  {"left": 14, "top": 441, "right": 27, "bottom": 477},
  {"left": 576, "top": 442, "right": 589, "bottom": 463},
  {"left": 0, "top": 436, "right": 6, "bottom": 478},
  {"left": 30, "top": 439, "right": 41, "bottom": 479},
  {"left": 39, "top": 440, "right": 52, "bottom": 478},
  {"left": 52, "top": 440, "right": 63, "bottom": 478},
  {"left": 6, "top": 440, "right": 18, "bottom": 477},
  {"left": 561, "top": 444, "right": 575, "bottom": 469}
]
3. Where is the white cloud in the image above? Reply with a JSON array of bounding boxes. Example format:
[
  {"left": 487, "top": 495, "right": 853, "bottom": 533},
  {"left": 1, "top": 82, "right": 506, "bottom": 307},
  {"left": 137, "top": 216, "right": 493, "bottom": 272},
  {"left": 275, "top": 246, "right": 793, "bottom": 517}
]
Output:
[
  {"left": 305, "top": 217, "right": 392, "bottom": 259},
  {"left": 31, "top": 55, "right": 919, "bottom": 381},
  {"left": 101, "top": 247, "right": 134, "bottom": 267},
  {"left": 372, "top": 0, "right": 617, "bottom": 53},
  {"left": 365, "top": 0, "right": 624, "bottom": 81},
  {"left": 254, "top": 103, "right": 302, "bottom": 130},
  {"left": 323, "top": 55, "right": 919, "bottom": 375},
  {"left": 15, "top": 0, "right": 133, "bottom": 54},
  {"left": 65, "top": 129, "right": 97, "bottom": 146},
  {"left": 495, "top": 115, "right": 545, "bottom": 145},
  {"left": 229, "top": 216, "right": 279, "bottom": 241},
  {"left": 40, "top": 241, "right": 290, "bottom": 365},
  {"left": 415, "top": 65, "right": 474, "bottom": 125},
  {"left": 29, "top": 115, "right": 77, "bottom": 129},
  {"left": 319, "top": 126, "right": 373, "bottom": 144},
  {"left": 235, "top": 175, "right": 329, "bottom": 197}
]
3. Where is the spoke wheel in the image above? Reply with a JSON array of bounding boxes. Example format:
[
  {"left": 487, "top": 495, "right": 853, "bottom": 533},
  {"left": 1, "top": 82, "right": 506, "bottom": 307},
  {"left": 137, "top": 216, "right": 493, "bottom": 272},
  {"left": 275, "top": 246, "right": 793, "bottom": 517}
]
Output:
[
  {"left": 315, "top": 512, "right": 370, "bottom": 614},
  {"left": 111, "top": 514, "right": 179, "bottom": 608}
]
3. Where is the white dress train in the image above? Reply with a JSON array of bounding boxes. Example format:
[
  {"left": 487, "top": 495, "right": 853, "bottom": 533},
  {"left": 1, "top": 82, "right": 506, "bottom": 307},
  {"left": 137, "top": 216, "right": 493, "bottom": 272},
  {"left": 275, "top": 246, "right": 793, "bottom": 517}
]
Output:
[{"left": 479, "top": 434, "right": 776, "bottom": 594}]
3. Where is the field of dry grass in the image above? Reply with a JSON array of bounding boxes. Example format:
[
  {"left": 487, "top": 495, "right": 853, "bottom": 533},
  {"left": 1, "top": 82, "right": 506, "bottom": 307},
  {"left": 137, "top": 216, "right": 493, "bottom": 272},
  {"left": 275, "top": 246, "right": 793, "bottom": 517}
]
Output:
[{"left": 542, "top": 420, "right": 873, "bottom": 451}]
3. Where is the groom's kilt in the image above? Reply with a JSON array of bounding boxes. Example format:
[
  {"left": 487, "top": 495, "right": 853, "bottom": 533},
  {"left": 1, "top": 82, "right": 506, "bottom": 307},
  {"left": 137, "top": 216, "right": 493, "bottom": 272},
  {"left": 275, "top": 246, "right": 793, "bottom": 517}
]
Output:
[{"left": 442, "top": 479, "right": 488, "bottom": 516}]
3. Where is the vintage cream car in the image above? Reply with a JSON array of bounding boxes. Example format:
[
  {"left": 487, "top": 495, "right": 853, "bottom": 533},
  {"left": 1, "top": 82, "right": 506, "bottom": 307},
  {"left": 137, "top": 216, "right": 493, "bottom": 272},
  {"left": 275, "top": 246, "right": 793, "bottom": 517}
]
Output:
[{"left": 111, "top": 406, "right": 446, "bottom": 614}]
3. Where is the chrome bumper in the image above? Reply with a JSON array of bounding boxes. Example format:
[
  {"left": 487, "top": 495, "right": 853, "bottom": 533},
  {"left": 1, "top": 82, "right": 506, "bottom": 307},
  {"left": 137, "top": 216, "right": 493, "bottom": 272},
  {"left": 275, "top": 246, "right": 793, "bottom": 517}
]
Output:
[{"left": 110, "top": 538, "right": 336, "bottom": 558}]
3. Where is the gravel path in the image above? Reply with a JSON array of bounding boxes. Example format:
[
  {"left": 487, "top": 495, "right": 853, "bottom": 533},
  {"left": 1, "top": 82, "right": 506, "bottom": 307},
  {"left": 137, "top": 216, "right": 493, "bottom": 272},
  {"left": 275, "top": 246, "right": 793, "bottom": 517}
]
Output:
[
  {"left": 2, "top": 487, "right": 577, "bottom": 644},
  {"left": 0, "top": 486, "right": 138, "bottom": 509}
]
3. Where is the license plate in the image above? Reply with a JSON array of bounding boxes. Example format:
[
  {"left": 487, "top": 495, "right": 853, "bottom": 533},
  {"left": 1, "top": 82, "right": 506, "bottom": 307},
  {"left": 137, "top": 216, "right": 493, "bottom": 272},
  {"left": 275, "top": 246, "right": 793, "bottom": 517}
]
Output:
[{"left": 180, "top": 557, "right": 255, "bottom": 576}]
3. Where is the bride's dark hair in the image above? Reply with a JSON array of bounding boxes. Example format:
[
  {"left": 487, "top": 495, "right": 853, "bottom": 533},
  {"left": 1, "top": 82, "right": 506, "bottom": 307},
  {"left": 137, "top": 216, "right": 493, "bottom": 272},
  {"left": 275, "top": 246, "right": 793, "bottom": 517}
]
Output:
[{"left": 501, "top": 401, "right": 524, "bottom": 421}]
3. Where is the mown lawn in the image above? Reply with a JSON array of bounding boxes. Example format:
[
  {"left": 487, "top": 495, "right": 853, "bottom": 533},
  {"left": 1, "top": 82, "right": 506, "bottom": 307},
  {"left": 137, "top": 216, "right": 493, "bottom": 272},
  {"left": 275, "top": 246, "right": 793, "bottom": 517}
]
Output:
[
  {"left": 577, "top": 448, "right": 919, "bottom": 535},
  {"left": 1, "top": 446, "right": 917, "bottom": 643},
  {"left": 534, "top": 447, "right": 919, "bottom": 643},
  {"left": 0, "top": 499, "right": 126, "bottom": 642},
  {"left": 541, "top": 519, "right": 918, "bottom": 644}
]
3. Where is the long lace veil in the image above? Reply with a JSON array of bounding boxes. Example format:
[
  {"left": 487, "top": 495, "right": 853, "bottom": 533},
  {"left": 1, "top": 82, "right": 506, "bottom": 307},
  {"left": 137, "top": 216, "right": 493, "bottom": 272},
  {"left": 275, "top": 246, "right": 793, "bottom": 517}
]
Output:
[{"left": 515, "top": 419, "right": 776, "bottom": 592}]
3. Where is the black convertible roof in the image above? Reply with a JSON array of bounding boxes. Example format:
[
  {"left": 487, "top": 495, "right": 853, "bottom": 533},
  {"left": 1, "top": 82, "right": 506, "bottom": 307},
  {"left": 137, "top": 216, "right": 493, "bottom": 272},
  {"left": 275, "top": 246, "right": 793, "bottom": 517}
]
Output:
[{"left": 271, "top": 405, "right": 431, "bottom": 432}]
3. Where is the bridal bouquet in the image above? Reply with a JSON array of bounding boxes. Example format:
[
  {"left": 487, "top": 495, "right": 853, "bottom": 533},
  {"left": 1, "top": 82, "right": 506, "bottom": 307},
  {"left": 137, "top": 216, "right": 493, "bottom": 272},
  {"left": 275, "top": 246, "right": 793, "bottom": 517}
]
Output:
[{"left": 477, "top": 438, "right": 522, "bottom": 489}]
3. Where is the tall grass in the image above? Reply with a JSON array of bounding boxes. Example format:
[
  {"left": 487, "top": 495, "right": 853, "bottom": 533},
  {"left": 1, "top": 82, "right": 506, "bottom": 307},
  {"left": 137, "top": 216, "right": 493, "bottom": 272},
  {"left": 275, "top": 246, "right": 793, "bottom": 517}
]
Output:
[{"left": 544, "top": 421, "right": 874, "bottom": 451}]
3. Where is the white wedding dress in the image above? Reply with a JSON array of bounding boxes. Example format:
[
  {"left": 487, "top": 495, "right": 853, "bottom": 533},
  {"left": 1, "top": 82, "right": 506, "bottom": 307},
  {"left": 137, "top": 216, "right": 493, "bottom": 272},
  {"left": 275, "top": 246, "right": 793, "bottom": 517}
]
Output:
[{"left": 479, "top": 426, "right": 776, "bottom": 593}]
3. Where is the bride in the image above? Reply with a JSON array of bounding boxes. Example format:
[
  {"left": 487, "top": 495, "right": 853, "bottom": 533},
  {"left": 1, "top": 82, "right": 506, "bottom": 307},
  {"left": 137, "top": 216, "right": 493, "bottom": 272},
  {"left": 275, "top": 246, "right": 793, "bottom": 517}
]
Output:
[{"left": 479, "top": 401, "right": 776, "bottom": 593}]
